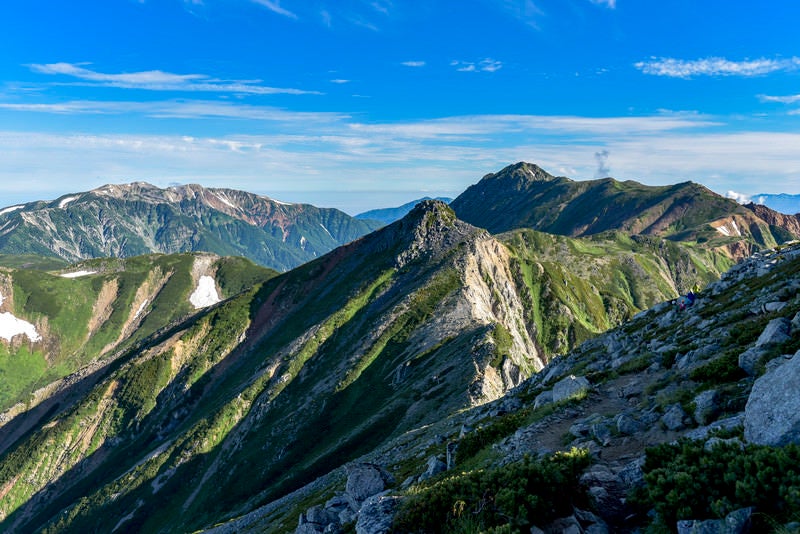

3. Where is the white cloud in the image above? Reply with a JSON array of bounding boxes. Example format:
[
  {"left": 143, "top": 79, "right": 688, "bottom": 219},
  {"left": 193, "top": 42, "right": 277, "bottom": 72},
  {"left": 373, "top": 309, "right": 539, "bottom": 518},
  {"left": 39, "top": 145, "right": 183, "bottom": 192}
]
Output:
[
  {"left": 451, "top": 58, "right": 503, "bottom": 73},
  {"left": 330, "top": 79, "right": 350, "bottom": 84},
  {"left": 1, "top": 111, "right": 799, "bottom": 212},
  {"left": 401, "top": 61, "right": 426, "bottom": 68},
  {"left": 589, "top": 0, "right": 616, "bottom": 7},
  {"left": 635, "top": 56, "right": 800, "bottom": 78},
  {"left": 0, "top": 99, "right": 348, "bottom": 122},
  {"left": 28, "top": 62, "right": 319, "bottom": 95},
  {"left": 250, "top": 0, "right": 297, "bottom": 19},
  {"left": 726, "top": 191, "right": 751, "bottom": 204},
  {"left": 758, "top": 93, "right": 800, "bottom": 104},
  {"left": 496, "top": 0, "right": 545, "bottom": 29}
]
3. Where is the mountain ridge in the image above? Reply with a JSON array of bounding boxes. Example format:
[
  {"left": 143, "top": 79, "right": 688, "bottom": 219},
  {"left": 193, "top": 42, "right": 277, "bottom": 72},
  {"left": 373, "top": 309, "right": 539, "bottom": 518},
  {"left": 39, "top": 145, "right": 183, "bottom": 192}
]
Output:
[
  {"left": 0, "top": 182, "right": 382, "bottom": 272},
  {"left": 451, "top": 162, "right": 798, "bottom": 259}
]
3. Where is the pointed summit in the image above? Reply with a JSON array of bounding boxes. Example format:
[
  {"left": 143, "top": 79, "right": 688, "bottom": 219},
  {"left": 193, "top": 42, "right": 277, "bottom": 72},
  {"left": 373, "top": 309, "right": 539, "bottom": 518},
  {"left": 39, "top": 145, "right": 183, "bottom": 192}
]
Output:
[
  {"left": 483, "top": 162, "right": 562, "bottom": 187},
  {"left": 375, "top": 199, "right": 484, "bottom": 268}
]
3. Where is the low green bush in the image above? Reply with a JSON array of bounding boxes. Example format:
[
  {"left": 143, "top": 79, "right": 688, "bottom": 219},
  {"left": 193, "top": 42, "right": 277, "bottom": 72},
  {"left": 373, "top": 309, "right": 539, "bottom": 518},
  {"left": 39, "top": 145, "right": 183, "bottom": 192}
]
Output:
[
  {"left": 394, "top": 448, "right": 591, "bottom": 533},
  {"left": 632, "top": 440, "right": 800, "bottom": 531},
  {"left": 689, "top": 350, "right": 746, "bottom": 385}
]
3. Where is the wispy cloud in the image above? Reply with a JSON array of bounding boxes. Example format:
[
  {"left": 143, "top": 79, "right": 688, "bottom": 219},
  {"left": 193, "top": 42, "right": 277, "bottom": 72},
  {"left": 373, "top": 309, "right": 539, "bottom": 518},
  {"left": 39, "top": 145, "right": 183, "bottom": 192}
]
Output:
[
  {"left": 450, "top": 58, "right": 503, "bottom": 73},
  {"left": 495, "top": 0, "right": 545, "bottom": 29},
  {"left": 330, "top": 79, "right": 350, "bottom": 84},
  {"left": 589, "top": 0, "right": 616, "bottom": 8},
  {"left": 28, "top": 62, "right": 319, "bottom": 95},
  {"left": 2, "top": 113, "right": 800, "bottom": 213},
  {"left": 635, "top": 56, "right": 800, "bottom": 78},
  {"left": 401, "top": 61, "right": 426, "bottom": 68},
  {"left": 250, "top": 0, "right": 297, "bottom": 19},
  {"left": 0, "top": 99, "right": 348, "bottom": 123},
  {"left": 758, "top": 93, "right": 800, "bottom": 104}
]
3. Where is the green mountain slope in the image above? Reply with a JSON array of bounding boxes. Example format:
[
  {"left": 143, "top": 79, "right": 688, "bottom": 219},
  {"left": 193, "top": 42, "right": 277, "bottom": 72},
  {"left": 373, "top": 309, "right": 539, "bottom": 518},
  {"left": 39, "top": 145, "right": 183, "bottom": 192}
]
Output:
[
  {"left": 0, "top": 182, "right": 382, "bottom": 272},
  {"left": 451, "top": 162, "right": 798, "bottom": 257},
  {"left": 0, "top": 254, "right": 277, "bottom": 415},
  {"left": 0, "top": 202, "right": 730, "bottom": 533}
]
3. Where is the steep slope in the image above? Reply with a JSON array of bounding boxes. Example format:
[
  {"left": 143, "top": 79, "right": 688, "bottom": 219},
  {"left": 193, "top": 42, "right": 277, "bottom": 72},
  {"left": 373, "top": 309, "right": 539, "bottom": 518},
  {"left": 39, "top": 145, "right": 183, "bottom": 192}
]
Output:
[
  {"left": 0, "top": 253, "right": 276, "bottom": 428},
  {"left": 745, "top": 202, "right": 800, "bottom": 238},
  {"left": 355, "top": 196, "right": 453, "bottom": 225},
  {"left": 0, "top": 201, "right": 721, "bottom": 533},
  {"left": 451, "top": 162, "right": 797, "bottom": 258},
  {"left": 0, "top": 182, "right": 382, "bottom": 271},
  {"left": 244, "top": 244, "right": 800, "bottom": 534}
]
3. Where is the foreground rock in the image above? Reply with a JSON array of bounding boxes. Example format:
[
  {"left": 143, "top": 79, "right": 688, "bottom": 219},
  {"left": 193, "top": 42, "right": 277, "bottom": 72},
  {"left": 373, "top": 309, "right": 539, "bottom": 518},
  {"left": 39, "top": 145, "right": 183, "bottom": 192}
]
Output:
[{"left": 744, "top": 350, "right": 800, "bottom": 446}]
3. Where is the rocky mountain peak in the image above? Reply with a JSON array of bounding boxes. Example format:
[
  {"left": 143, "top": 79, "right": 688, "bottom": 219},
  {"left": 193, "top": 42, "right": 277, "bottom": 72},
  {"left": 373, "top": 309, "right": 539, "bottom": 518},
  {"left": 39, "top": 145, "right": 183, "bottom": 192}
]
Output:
[
  {"left": 389, "top": 200, "right": 484, "bottom": 268},
  {"left": 483, "top": 161, "right": 561, "bottom": 187}
]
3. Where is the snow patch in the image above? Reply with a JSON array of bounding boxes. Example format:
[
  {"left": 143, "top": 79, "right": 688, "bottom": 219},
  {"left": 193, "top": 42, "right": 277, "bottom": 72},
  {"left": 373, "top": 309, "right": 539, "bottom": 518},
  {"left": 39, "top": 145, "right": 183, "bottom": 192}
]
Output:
[
  {"left": 273, "top": 199, "right": 293, "bottom": 206},
  {"left": 133, "top": 299, "right": 149, "bottom": 320},
  {"left": 190, "top": 275, "right": 221, "bottom": 309},
  {"left": 320, "top": 224, "right": 334, "bottom": 239},
  {"left": 715, "top": 219, "right": 742, "bottom": 237},
  {"left": 0, "top": 205, "right": 22, "bottom": 216},
  {"left": 60, "top": 270, "right": 98, "bottom": 278},
  {"left": 213, "top": 192, "right": 236, "bottom": 209},
  {"left": 0, "top": 312, "right": 41, "bottom": 342},
  {"left": 58, "top": 196, "right": 78, "bottom": 208}
]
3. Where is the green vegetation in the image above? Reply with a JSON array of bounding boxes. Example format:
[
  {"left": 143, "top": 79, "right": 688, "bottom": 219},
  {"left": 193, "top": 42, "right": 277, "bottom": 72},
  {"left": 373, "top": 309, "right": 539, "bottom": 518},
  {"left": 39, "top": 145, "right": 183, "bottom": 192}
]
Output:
[
  {"left": 689, "top": 350, "right": 747, "bottom": 385},
  {"left": 394, "top": 448, "right": 591, "bottom": 533},
  {"left": 633, "top": 440, "right": 800, "bottom": 531}
]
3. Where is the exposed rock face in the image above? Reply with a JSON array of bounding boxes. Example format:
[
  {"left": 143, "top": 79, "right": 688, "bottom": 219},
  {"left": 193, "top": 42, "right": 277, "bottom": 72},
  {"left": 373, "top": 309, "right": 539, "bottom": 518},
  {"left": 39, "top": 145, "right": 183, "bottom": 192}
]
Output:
[{"left": 744, "top": 351, "right": 800, "bottom": 446}]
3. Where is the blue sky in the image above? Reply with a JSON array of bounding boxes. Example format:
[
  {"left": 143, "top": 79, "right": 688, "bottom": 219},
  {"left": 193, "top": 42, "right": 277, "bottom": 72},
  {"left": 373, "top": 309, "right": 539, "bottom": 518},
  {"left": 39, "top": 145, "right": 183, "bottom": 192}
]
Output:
[{"left": 1, "top": 0, "right": 799, "bottom": 214}]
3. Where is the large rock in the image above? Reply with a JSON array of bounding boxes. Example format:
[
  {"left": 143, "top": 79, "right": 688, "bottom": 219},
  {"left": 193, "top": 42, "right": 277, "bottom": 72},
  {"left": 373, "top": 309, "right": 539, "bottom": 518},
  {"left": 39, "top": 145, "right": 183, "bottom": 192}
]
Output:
[
  {"left": 552, "top": 375, "right": 591, "bottom": 404},
  {"left": 677, "top": 506, "right": 753, "bottom": 534},
  {"left": 355, "top": 495, "right": 401, "bottom": 534},
  {"left": 661, "top": 403, "right": 689, "bottom": 431},
  {"left": 755, "top": 317, "right": 791, "bottom": 347},
  {"left": 693, "top": 390, "right": 720, "bottom": 426},
  {"left": 745, "top": 351, "right": 800, "bottom": 445},
  {"left": 346, "top": 463, "right": 391, "bottom": 504},
  {"left": 738, "top": 347, "right": 770, "bottom": 376}
]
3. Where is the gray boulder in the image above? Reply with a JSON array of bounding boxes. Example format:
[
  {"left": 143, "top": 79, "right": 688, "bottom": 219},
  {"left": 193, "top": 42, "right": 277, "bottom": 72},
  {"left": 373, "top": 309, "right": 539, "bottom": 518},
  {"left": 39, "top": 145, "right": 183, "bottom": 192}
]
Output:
[
  {"left": 552, "top": 375, "right": 591, "bottom": 404},
  {"left": 346, "top": 463, "right": 391, "bottom": 504},
  {"left": 738, "top": 346, "right": 770, "bottom": 376},
  {"left": 355, "top": 495, "right": 401, "bottom": 534},
  {"left": 615, "top": 413, "right": 645, "bottom": 436},
  {"left": 677, "top": 506, "right": 753, "bottom": 534},
  {"left": 755, "top": 317, "right": 791, "bottom": 347},
  {"left": 662, "top": 403, "right": 689, "bottom": 431},
  {"left": 693, "top": 390, "right": 720, "bottom": 426},
  {"left": 534, "top": 389, "right": 553, "bottom": 409},
  {"left": 418, "top": 456, "right": 446, "bottom": 481},
  {"left": 745, "top": 351, "right": 800, "bottom": 445}
]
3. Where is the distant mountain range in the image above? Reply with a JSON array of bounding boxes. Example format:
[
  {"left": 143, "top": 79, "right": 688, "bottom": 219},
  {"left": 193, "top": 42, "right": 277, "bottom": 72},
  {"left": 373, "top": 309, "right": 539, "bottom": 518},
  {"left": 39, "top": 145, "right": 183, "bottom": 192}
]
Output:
[
  {"left": 0, "top": 182, "right": 381, "bottom": 272},
  {"left": 751, "top": 193, "right": 800, "bottom": 215},
  {"left": 356, "top": 196, "right": 453, "bottom": 225}
]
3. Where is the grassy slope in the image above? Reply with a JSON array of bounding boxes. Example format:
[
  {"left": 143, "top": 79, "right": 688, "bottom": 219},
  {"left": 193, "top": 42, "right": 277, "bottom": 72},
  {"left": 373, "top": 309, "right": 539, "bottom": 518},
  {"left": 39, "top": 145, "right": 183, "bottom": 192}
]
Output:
[
  {"left": 0, "top": 254, "right": 276, "bottom": 412},
  {"left": 502, "top": 229, "right": 731, "bottom": 354}
]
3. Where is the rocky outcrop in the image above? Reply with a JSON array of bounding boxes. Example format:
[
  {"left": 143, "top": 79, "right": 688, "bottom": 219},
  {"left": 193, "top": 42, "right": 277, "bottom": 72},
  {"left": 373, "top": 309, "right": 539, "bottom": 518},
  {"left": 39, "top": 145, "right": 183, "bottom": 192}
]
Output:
[
  {"left": 744, "top": 350, "right": 800, "bottom": 446},
  {"left": 295, "top": 463, "right": 395, "bottom": 533}
]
